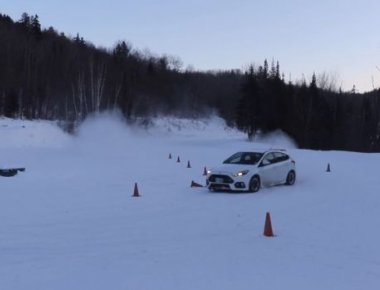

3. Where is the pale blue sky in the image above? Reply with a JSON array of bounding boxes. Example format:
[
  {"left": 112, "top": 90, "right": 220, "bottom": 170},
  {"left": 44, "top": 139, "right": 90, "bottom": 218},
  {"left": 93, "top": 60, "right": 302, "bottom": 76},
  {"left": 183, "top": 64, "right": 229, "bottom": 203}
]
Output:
[{"left": 2, "top": 0, "right": 380, "bottom": 92}]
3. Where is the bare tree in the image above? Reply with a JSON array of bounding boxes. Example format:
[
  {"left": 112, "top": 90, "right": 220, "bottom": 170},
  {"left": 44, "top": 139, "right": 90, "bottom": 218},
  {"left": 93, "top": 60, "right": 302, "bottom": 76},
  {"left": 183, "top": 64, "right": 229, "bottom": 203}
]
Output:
[{"left": 317, "top": 71, "right": 338, "bottom": 92}]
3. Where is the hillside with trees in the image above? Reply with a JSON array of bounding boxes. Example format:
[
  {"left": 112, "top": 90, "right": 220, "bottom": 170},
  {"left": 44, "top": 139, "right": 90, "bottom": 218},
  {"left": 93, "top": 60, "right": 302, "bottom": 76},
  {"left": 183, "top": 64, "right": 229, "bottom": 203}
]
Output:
[
  {"left": 1, "top": 13, "right": 380, "bottom": 152},
  {"left": 236, "top": 64, "right": 380, "bottom": 151}
]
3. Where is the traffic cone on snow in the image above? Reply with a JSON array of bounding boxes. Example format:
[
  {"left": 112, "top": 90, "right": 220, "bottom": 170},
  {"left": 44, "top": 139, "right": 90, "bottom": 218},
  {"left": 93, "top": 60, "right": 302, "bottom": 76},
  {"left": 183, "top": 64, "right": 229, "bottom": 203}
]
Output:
[
  {"left": 133, "top": 182, "right": 140, "bottom": 197},
  {"left": 169, "top": 153, "right": 172, "bottom": 159},
  {"left": 326, "top": 163, "right": 331, "bottom": 172},
  {"left": 177, "top": 156, "right": 181, "bottom": 163},
  {"left": 263, "top": 212, "right": 274, "bottom": 237},
  {"left": 191, "top": 180, "right": 203, "bottom": 187},
  {"left": 203, "top": 166, "right": 208, "bottom": 176},
  {"left": 187, "top": 160, "right": 191, "bottom": 168}
]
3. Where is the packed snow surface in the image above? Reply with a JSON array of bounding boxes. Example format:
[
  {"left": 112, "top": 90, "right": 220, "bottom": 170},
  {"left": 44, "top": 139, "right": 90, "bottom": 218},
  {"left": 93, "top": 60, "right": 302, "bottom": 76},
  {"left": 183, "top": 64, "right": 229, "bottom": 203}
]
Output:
[{"left": 0, "top": 113, "right": 379, "bottom": 290}]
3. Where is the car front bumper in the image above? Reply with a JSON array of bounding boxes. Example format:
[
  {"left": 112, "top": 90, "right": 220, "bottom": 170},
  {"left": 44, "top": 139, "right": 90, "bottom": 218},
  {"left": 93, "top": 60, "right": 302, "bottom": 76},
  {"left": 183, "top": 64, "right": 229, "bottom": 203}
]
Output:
[{"left": 206, "top": 174, "right": 247, "bottom": 191}]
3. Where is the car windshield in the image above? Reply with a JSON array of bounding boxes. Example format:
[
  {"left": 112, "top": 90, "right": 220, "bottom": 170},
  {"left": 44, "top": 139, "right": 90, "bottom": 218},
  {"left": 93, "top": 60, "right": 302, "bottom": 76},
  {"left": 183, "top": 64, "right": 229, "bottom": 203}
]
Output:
[{"left": 223, "top": 152, "right": 263, "bottom": 165}]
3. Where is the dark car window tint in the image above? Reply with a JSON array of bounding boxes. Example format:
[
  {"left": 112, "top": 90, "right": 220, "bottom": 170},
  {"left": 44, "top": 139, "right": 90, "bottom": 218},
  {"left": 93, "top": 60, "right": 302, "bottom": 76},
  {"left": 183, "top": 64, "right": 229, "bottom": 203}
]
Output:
[
  {"left": 273, "top": 152, "right": 289, "bottom": 163},
  {"left": 224, "top": 152, "right": 242, "bottom": 164},
  {"left": 224, "top": 152, "right": 263, "bottom": 165},
  {"left": 262, "top": 153, "right": 275, "bottom": 165}
]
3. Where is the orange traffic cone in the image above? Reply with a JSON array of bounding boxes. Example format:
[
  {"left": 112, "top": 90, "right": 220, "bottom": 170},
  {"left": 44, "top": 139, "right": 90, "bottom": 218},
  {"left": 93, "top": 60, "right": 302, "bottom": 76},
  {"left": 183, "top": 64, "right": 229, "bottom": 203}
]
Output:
[
  {"left": 177, "top": 156, "right": 181, "bottom": 163},
  {"left": 133, "top": 182, "right": 140, "bottom": 197},
  {"left": 263, "top": 212, "right": 274, "bottom": 237},
  {"left": 191, "top": 180, "right": 203, "bottom": 187},
  {"left": 203, "top": 167, "right": 208, "bottom": 176},
  {"left": 326, "top": 163, "right": 331, "bottom": 172},
  {"left": 187, "top": 160, "right": 191, "bottom": 168}
]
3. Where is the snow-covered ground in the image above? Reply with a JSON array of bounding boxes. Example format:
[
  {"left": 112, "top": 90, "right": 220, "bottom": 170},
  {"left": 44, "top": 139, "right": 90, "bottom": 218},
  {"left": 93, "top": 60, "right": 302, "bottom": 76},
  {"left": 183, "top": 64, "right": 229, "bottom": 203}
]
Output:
[{"left": 0, "top": 113, "right": 379, "bottom": 290}]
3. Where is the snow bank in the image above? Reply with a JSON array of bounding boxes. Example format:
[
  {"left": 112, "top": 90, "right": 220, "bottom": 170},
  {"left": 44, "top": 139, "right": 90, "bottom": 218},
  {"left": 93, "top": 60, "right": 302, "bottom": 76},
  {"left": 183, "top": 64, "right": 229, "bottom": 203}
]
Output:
[
  {"left": 0, "top": 117, "right": 71, "bottom": 149},
  {"left": 0, "top": 113, "right": 297, "bottom": 152},
  {"left": 143, "top": 115, "right": 240, "bottom": 138}
]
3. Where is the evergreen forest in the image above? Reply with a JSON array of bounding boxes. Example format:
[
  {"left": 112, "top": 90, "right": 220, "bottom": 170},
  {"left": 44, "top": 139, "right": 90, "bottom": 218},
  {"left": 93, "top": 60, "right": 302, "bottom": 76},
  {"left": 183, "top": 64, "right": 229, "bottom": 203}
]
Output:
[{"left": 1, "top": 13, "right": 380, "bottom": 152}]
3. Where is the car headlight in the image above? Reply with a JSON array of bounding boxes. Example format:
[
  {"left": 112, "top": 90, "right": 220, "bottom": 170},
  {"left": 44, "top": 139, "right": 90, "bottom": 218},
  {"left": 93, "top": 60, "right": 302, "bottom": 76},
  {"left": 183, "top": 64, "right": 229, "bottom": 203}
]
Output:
[
  {"left": 207, "top": 170, "right": 212, "bottom": 175},
  {"left": 233, "top": 170, "right": 249, "bottom": 177}
]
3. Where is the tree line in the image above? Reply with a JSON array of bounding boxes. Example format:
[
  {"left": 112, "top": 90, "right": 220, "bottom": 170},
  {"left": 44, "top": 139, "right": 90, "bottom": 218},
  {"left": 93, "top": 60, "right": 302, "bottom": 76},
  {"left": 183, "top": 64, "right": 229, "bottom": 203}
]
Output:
[
  {"left": 0, "top": 13, "right": 241, "bottom": 124},
  {"left": 1, "top": 13, "right": 380, "bottom": 152},
  {"left": 236, "top": 61, "right": 380, "bottom": 152}
]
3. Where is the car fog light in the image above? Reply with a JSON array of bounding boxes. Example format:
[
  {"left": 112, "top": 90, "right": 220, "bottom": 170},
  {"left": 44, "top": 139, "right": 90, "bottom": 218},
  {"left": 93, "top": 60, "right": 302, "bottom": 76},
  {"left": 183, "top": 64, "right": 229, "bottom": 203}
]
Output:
[{"left": 235, "top": 182, "right": 246, "bottom": 188}]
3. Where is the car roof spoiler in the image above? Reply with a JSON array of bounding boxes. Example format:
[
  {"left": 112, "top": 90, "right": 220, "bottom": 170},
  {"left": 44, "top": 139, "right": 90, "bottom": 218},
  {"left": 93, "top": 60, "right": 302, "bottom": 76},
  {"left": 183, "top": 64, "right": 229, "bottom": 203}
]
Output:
[{"left": 267, "top": 148, "right": 287, "bottom": 152}]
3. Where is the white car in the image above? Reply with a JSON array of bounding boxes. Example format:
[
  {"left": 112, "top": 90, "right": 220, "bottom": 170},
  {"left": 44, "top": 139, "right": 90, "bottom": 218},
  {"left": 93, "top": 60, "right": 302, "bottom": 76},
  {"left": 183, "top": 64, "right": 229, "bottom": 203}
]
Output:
[{"left": 206, "top": 149, "right": 296, "bottom": 192}]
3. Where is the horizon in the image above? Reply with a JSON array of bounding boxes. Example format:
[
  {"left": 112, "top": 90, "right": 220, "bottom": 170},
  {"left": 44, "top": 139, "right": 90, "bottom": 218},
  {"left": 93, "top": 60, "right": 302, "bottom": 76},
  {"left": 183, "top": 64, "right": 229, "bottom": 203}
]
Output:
[{"left": 2, "top": 0, "right": 380, "bottom": 93}]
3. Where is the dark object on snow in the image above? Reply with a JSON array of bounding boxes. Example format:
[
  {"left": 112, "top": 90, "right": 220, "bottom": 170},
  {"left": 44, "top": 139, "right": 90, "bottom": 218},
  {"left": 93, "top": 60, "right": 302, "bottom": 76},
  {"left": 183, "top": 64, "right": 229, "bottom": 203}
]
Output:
[
  {"left": 191, "top": 180, "right": 203, "bottom": 188},
  {"left": 132, "top": 182, "right": 140, "bottom": 197},
  {"left": 0, "top": 168, "right": 25, "bottom": 177}
]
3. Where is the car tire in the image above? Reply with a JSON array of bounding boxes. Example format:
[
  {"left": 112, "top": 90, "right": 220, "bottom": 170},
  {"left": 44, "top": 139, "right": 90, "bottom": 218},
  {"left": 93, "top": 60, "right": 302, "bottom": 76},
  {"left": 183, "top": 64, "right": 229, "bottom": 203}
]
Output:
[
  {"left": 249, "top": 175, "right": 261, "bottom": 193},
  {"left": 285, "top": 170, "right": 296, "bottom": 185}
]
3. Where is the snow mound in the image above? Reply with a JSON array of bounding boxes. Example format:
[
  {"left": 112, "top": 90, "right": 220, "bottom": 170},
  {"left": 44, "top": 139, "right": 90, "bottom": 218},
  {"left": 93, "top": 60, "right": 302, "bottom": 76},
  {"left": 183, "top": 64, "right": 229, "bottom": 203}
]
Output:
[
  {"left": 139, "top": 115, "right": 297, "bottom": 149},
  {"left": 251, "top": 129, "right": 298, "bottom": 149},
  {"left": 137, "top": 115, "right": 242, "bottom": 138},
  {"left": 0, "top": 117, "right": 71, "bottom": 149},
  {"left": 74, "top": 111, "right": 132, "bottom": 148},
  {"left": 0, "top": 113, "right": 297, "bottom": 152}
]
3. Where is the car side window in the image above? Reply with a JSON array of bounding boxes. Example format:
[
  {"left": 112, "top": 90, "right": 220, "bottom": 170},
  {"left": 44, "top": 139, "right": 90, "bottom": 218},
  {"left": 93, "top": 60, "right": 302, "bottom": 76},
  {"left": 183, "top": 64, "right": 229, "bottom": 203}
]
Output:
[
  {"left": 260, "top": 153, "right": 275, "bottom": 166},
  {"left": 273, "top": 152, "right": 289, "bottom": 163}
]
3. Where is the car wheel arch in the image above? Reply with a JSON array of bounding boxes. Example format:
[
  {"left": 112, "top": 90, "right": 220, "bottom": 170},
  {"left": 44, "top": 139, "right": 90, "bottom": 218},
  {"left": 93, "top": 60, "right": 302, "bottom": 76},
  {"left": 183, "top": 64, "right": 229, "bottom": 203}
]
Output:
[
  {"left": 248, "top": 174, "right": 261, "bottom": 192},
  {"left": 285, "top": 170, "right": 296, "bottom": 185}
]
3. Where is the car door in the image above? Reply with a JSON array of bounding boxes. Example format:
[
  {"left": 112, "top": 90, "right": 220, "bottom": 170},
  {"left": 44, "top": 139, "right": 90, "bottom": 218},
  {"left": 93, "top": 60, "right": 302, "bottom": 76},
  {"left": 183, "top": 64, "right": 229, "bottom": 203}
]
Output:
[
  {"left": 258, "top": 153, "right": 277, "bottom": 185},
  {"left": 272, "top": 152, "right": 289, "bottom": 183}
]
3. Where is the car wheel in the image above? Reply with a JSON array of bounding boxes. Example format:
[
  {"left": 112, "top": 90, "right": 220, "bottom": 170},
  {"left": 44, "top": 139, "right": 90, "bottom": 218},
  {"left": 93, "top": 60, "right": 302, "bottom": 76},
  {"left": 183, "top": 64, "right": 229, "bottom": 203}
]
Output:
[
  {"left": 249, "top": 175, "right": 260, "bottom": 193},
  {"left": 286, "top": 170, "right": 296, "bottom": 185}
]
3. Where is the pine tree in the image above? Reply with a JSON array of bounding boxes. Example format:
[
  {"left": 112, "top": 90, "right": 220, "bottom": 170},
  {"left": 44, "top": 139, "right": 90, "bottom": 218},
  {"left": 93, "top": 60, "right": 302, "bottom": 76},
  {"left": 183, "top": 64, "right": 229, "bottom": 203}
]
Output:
[
  {"left": 270, "top": 59, "right": 276, "bottom": 79},
  {"left": 310, "top": 72, "right": 317, "bottom": 90},
  {"left": 236, "top": 68, "right": 263, "bottom": 139},
  {"left": 263, "top": 59, "right": 268, "bottom": 79},
  {"left": 74, "top": 33, "right": 85, "bottom": 45},
  {"left": 276, "top": 61, "right": 280, "bottom": 79},
  {"left": 113, "top": 41, "right": 130, "bottom": 61},
  {"left": 31, "top": 14, "right": 42, "bottom": 38},
  {"left": 19, "top": 12, "right": 30, "bottom": 28}
]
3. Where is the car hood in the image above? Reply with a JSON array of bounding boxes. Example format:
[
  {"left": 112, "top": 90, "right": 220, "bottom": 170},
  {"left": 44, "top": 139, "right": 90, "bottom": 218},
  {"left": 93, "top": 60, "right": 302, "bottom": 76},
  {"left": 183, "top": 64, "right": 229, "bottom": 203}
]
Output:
[{"left": 210, "top": 164, "right": 258, "bottom": 175}]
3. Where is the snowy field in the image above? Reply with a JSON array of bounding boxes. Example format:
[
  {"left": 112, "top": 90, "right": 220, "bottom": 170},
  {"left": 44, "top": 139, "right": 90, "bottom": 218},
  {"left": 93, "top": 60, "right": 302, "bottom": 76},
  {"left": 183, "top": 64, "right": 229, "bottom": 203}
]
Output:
[{"left": 0, "top": 113, "right": 380, "bottom": 290}]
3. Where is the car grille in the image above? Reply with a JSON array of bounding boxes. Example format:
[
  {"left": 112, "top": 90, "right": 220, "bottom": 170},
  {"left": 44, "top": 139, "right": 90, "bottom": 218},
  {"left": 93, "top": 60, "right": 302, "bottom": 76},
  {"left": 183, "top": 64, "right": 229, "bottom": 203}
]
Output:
[
  {"left": 209, "top": 184, "right": 231, "bottom": 191},
  {"left": 208, "top": 174, "right": 234, "bottom": 184}
]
